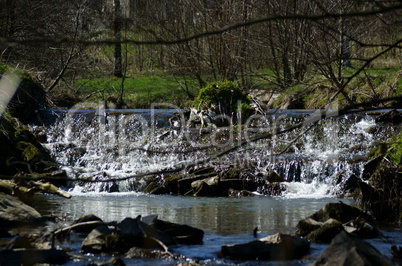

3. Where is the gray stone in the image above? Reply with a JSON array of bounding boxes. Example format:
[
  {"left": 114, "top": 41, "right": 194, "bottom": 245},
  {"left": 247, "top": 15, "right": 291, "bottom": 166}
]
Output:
[
  {"left": 153, "top": 219, "right": 204, "bottom": 245},
  {"left": 312, "top": 231, "right": 392, "bottom": 266},
  {"left": 0, "top": 193, "right": 42, "bottom": 226},
  {"left": 81, "top": 225, "right": 112, "bottom": 254},
  {"left": 305, "top": 218, "right": 344, "bottom": 243},
  {"left": 221, "top": 233, "right": 310, "bottom": 260}
]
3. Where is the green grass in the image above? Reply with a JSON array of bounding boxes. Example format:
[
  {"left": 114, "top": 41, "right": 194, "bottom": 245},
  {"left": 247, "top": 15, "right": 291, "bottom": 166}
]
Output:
[
  {"left": 72, "top": 65, "right": 401, "bottom": 110},
  {"left": 75, "top": 74, "right": 199, "bottom": 108}
]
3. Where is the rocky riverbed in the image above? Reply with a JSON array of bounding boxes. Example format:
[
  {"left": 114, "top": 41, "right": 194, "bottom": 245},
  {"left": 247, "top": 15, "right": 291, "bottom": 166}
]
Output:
[{"left": 1, "top": 190, "right": 401, "bottom": 265}]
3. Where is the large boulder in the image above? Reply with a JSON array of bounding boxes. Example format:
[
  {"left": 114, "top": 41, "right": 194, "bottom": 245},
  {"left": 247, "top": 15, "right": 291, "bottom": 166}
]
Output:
[
  {"left": 312, "top": 231, "right": 392, "bottom": 266},
  {"left": 221, "top": 233, "right": 310, "bottom": 260},
  {"left": 81, "top": 215, "right": 204, "bottom": 255},
  {"left": 310, "top": 202, "right": 372, "bottom": 223},
  {"left": 0, "top": 193, "right": 42, "bottom": 227},
  {"left": 0, "top": 115, "right": 65, "bottom": 183},
  {"left": 304, "top": 218, "right": 344, "bottom": 243},
  {"left": 0, "top": 66, "right": 50, "bottom": 124},
  {"left": 296, "top": 202, "right": 378, "bottom": 243}
]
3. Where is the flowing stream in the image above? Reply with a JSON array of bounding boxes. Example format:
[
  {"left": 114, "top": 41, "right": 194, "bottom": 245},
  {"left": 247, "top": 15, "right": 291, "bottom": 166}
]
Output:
[{"left": 32, "top": 108, "right": 402, "bottom": 265}]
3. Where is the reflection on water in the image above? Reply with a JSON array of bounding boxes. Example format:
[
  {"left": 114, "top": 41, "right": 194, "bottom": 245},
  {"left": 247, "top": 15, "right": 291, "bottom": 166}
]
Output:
[
  {"left": 34, "top": 193, "right": 353, "bottom": 236},
  {"left": 33, "top": 193, "right": 402, "bottom": 265}
]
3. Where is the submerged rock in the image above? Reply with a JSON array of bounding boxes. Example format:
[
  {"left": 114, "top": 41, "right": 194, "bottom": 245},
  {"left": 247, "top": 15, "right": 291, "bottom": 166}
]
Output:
[
  {"left": 221, "top": 233, "right": 309, "bottom": 260},
  {"left": 312, "top": 231, "right": 392, "bottom": 266}
]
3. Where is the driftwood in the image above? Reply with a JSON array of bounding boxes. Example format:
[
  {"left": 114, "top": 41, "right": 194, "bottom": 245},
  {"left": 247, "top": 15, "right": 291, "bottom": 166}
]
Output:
[
  {"left": 0, "top": 179, "right": 71, "bottom": 200},
  {"left": 29, "top": 180, "right": 72, "bottom": 199}
]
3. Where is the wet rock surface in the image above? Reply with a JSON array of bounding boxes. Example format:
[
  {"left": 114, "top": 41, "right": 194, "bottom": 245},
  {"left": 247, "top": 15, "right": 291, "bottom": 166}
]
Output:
[
  {"left": 81, "top": 214, "right": 204, "bottom": 255},
  {"left": 221, "top": 233, "right": 310, "bottom": 261},
  {"left": 0, "top": 198, "right": 398, "bottom": 265},
  {"left": 296, "top": 202, "right": 378, "bottom": 243},
  {"left": 311, "top": 231, "right": 393, "bottom": 266},
  {"left": 145, "top": 166, "right": 285, "bottom": 197},
  {"left": 0, "top": 193, "right": 42, "bottom": 227},
  {"left": 0, "top": 114, "right": 67, "bottom": 183}
]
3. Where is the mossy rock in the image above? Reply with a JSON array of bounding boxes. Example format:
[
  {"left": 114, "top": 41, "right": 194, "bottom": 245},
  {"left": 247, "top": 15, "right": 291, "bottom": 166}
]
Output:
[
  {"left": 17, "top": 141, "right": 40, "bottom": 162},
  {"left": 0, "top": 115, "right": 61, "bottom": 177},
  {"left": 0, "top": 65, "right": 50, "bottom": 124},
  {"left": 193, "top": 80, "right": 251, "bottom": 123}
]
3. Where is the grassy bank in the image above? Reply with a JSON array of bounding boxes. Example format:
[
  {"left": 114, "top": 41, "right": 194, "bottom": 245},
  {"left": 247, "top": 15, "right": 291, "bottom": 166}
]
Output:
[
  {"left": 271, "top": 67, "right": 402, "bottom": 109},
  {"left": 74, "top": 73, "right": 200, "bottom": 109},
  {"left": 62, "top": 65, "right": 402, "bottom": 110}
]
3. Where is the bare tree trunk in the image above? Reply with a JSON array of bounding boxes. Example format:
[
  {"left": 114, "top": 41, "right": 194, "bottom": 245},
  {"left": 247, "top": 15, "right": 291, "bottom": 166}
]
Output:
[{"left": 114, "top": 0, "right": 123, "bottom": 78}]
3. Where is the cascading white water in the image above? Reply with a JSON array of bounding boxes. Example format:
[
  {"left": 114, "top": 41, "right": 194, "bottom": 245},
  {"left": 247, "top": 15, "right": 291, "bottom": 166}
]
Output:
[{"left": 39, "top": 108, "right": 388, "bottom": 197}]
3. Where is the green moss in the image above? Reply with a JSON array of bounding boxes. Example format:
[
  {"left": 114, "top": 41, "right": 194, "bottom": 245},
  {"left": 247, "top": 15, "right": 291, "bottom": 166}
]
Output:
[
  {"left": 17, "top": 141, "right": 40, "bottom": 162},
  {"left": 368, "top": 131, "right": 402, "bottom": 165},
  {"left": 193, "top": 80, "right": 250, "bottom": 117},
  {"left": 0, "top": 64, "right": 36, "bottom": 89},
  {"left": 387, "top": 132, "right": 402, "bottom": 164}
]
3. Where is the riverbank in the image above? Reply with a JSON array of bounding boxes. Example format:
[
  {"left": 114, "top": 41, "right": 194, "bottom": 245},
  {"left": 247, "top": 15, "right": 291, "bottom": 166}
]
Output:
[{"left": 45, "top": 67, "right": 402, "bottom": 110}]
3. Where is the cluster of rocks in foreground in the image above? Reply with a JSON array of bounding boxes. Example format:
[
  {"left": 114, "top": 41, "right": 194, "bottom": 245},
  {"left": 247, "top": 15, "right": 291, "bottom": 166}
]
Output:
[{"left": 1, "top": 191, "right": 401, "bottom": 265}]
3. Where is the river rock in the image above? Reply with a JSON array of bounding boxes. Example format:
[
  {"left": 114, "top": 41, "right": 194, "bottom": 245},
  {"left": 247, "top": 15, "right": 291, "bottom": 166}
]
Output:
[
  {"left": 311, "top": 231, "right": 392, "bottom": 266},
  {"left": 126, "top": 246, "right": 174, "bottom": 260},
  {"left": 81, "top": 225, "right": 113, "bottom": 254},
  {"left": 192, "top": 176, "right": 221, "bottom": 196},
  {"left": 0, "top": 115, "right": 66, "bottom": 183},
  {"left": 296, "top": 202, "right": 377, "bottom": 243},
  {"left": 178, "top": 175, "right": 211, "bottom": 195},
  {"left": 310, "top": 202, "right": 372, "bottom": 223},
  {"left": 153, "top": 219, "right": 204, "bottom": 245},
  {"left": 0, "top": 193, "right": 42, "bottom": 227},
  {"left": 221, "top": 233, "right": 310, "bottom": 260},
  {"left": 89, "top": 257, "right": 126, "bottom": 266},
  {"left": 71, "top": 214, "right": 104, "bottom": 234},
  {"left": 375, "top": 109, "right": 402, "bottom": 124},
  {"left": 228, "top": 188, "right": 254, "bottom": 197},
  {"left": 81, "top": 216, "right": 204, "bottom": 254},
  {"left": 304, "top": 218, "right": 344, "bottom": 243},
  {"left": 267, "top": 170, "right": 284, "bottom": 183}
]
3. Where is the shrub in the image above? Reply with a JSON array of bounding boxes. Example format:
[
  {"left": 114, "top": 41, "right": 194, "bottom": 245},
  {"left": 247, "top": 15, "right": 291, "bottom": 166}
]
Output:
[{"left": 193, "top": 80, "right": 250, "bottom": 118}]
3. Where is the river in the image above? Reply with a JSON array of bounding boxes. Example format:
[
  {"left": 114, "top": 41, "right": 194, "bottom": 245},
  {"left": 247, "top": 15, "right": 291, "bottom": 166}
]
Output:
[{"left": 31, "top": 108, "right": 402, "bottom": 265}]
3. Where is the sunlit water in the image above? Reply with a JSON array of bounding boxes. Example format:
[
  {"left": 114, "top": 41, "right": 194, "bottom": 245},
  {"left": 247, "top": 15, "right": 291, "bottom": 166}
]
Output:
[
  {"left": 31, "top": 108, "right": 402, "bottom": 265},
  {"left": 37, "top": 108, "right": 392, "bottom": 196},
  {"left": 33, "top": 193, "right": 402, "bottom": 265}
]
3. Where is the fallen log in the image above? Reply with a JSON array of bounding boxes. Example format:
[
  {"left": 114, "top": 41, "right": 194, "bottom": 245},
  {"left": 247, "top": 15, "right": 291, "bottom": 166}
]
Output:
[{"left": 29, "top": 180, "right": 72, "bottom": 199}]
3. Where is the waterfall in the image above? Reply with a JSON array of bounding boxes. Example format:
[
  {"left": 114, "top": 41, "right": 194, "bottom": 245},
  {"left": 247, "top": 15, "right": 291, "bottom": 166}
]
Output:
[{"left": 37, "top": 108, "right": 391, "bottom": 197}]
